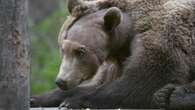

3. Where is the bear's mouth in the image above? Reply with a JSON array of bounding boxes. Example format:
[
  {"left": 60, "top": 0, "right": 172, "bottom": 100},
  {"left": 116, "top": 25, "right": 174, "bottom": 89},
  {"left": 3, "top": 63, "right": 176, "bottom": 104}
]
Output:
[
  {"left": 58, "top": 85, "right": 67, "bottom": 90},
  {"left": 57, "top": 78, "right": 87, "bottom": 91}
]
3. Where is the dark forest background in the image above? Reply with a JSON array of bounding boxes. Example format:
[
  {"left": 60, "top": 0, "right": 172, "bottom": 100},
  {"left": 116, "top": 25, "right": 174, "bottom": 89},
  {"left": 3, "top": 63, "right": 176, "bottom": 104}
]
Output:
[{"left": 30, "top": 0, "right": 68, "bottom": 95}]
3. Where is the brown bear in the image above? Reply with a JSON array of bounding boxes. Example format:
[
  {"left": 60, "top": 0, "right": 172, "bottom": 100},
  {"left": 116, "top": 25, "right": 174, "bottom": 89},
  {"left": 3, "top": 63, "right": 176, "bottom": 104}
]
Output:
[
  {"left": 32, "top": 0, "right": 195, "bottom": 109},
  {"left": 57, "top": 0, "right": 195, "bottom": 109},
  {"left": 30, "top": 0, "right": 133, "bottom": 107}
]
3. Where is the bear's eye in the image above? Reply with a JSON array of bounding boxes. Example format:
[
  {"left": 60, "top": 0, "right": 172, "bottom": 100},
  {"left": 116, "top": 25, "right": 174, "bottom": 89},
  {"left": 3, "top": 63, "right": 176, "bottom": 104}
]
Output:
[
  {"left": 74, "top": 47, "right": 87, "bottom": 58},
  {"left": 61, "top": 49, "right": 65, "bottom": 57}
]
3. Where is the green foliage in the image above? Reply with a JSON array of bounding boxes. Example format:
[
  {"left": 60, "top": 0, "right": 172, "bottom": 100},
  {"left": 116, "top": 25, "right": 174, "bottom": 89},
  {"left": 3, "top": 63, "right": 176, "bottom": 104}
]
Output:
[{"left": 30, "top": 8, "right": 69, "bottom": 95}]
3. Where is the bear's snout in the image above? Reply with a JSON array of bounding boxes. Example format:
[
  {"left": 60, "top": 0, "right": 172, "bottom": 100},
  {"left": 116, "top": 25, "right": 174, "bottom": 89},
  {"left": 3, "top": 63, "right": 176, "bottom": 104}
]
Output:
[{"left": 55, "top": 79, "right": 67, "bottom": 90}]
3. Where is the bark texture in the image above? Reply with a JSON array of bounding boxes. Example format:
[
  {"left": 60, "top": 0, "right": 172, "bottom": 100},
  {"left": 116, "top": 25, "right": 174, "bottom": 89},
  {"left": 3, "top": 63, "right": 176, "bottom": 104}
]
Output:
[{"left": 0, "top": 0, "right": 29, "bottom": 110}]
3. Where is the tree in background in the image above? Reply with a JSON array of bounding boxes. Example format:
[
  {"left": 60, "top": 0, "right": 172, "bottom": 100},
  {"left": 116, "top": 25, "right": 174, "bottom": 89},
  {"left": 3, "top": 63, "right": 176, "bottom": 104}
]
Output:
[
  {"left": 29, "top": 0, "right": 58, "bottom": 24},
  {"left": 0, "top": 0, "right": 30, "bottom": 109}
]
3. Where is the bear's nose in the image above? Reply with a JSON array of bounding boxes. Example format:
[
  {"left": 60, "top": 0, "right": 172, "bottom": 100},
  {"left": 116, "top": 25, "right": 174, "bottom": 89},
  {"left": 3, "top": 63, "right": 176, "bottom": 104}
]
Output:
[{"left": 55, "top": 79, "right": 67, "bottom": 90}]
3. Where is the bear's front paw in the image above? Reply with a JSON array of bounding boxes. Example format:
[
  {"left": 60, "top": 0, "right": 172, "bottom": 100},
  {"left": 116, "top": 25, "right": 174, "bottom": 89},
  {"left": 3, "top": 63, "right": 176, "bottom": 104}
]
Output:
[
  {"left": 153, "top": 84, "right": 175, "bottom": 109},
  {"left": 59, "top": 96, "right": 90, "bottom": 109}
]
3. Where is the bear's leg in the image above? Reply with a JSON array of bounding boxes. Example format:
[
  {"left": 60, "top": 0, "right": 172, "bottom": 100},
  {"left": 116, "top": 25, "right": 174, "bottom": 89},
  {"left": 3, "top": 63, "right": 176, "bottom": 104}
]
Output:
[
  {"left": 30, "top": 88, "right": 66, "bottom": 107},
  {"left": 59, "top": 78, "right": 130, "bottom": 109}
]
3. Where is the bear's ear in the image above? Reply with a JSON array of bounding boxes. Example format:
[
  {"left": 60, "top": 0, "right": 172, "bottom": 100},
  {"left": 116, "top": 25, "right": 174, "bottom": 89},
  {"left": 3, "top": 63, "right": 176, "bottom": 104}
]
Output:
[
  {"left": 68, "top": 0, "right": 84, "bottom": 14},
  {"left": 104, "top": 7, "right": 122, "bottom": 31}
]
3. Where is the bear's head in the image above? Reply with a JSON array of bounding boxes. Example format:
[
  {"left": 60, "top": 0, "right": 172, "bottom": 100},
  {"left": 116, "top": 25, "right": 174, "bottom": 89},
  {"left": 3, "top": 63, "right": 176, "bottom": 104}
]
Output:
[{"left": 56, "top": 0, "right": 132, "bottom": 90}]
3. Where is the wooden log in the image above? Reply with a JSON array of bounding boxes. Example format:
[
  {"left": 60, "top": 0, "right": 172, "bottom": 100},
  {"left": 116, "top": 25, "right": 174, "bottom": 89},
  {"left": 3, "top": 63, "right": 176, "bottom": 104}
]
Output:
[
  {"left": 31, "top": 108, "right": 61, "bottom": 110},
  {"left": 30, "top": 108, "right": 163, "bottom": 110}
]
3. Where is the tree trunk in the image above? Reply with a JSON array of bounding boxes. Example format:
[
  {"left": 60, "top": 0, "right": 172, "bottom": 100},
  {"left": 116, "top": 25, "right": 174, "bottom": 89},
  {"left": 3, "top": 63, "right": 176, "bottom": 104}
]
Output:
[{"left": 0, "top": 0, "right": 29, "bottom": 110}]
